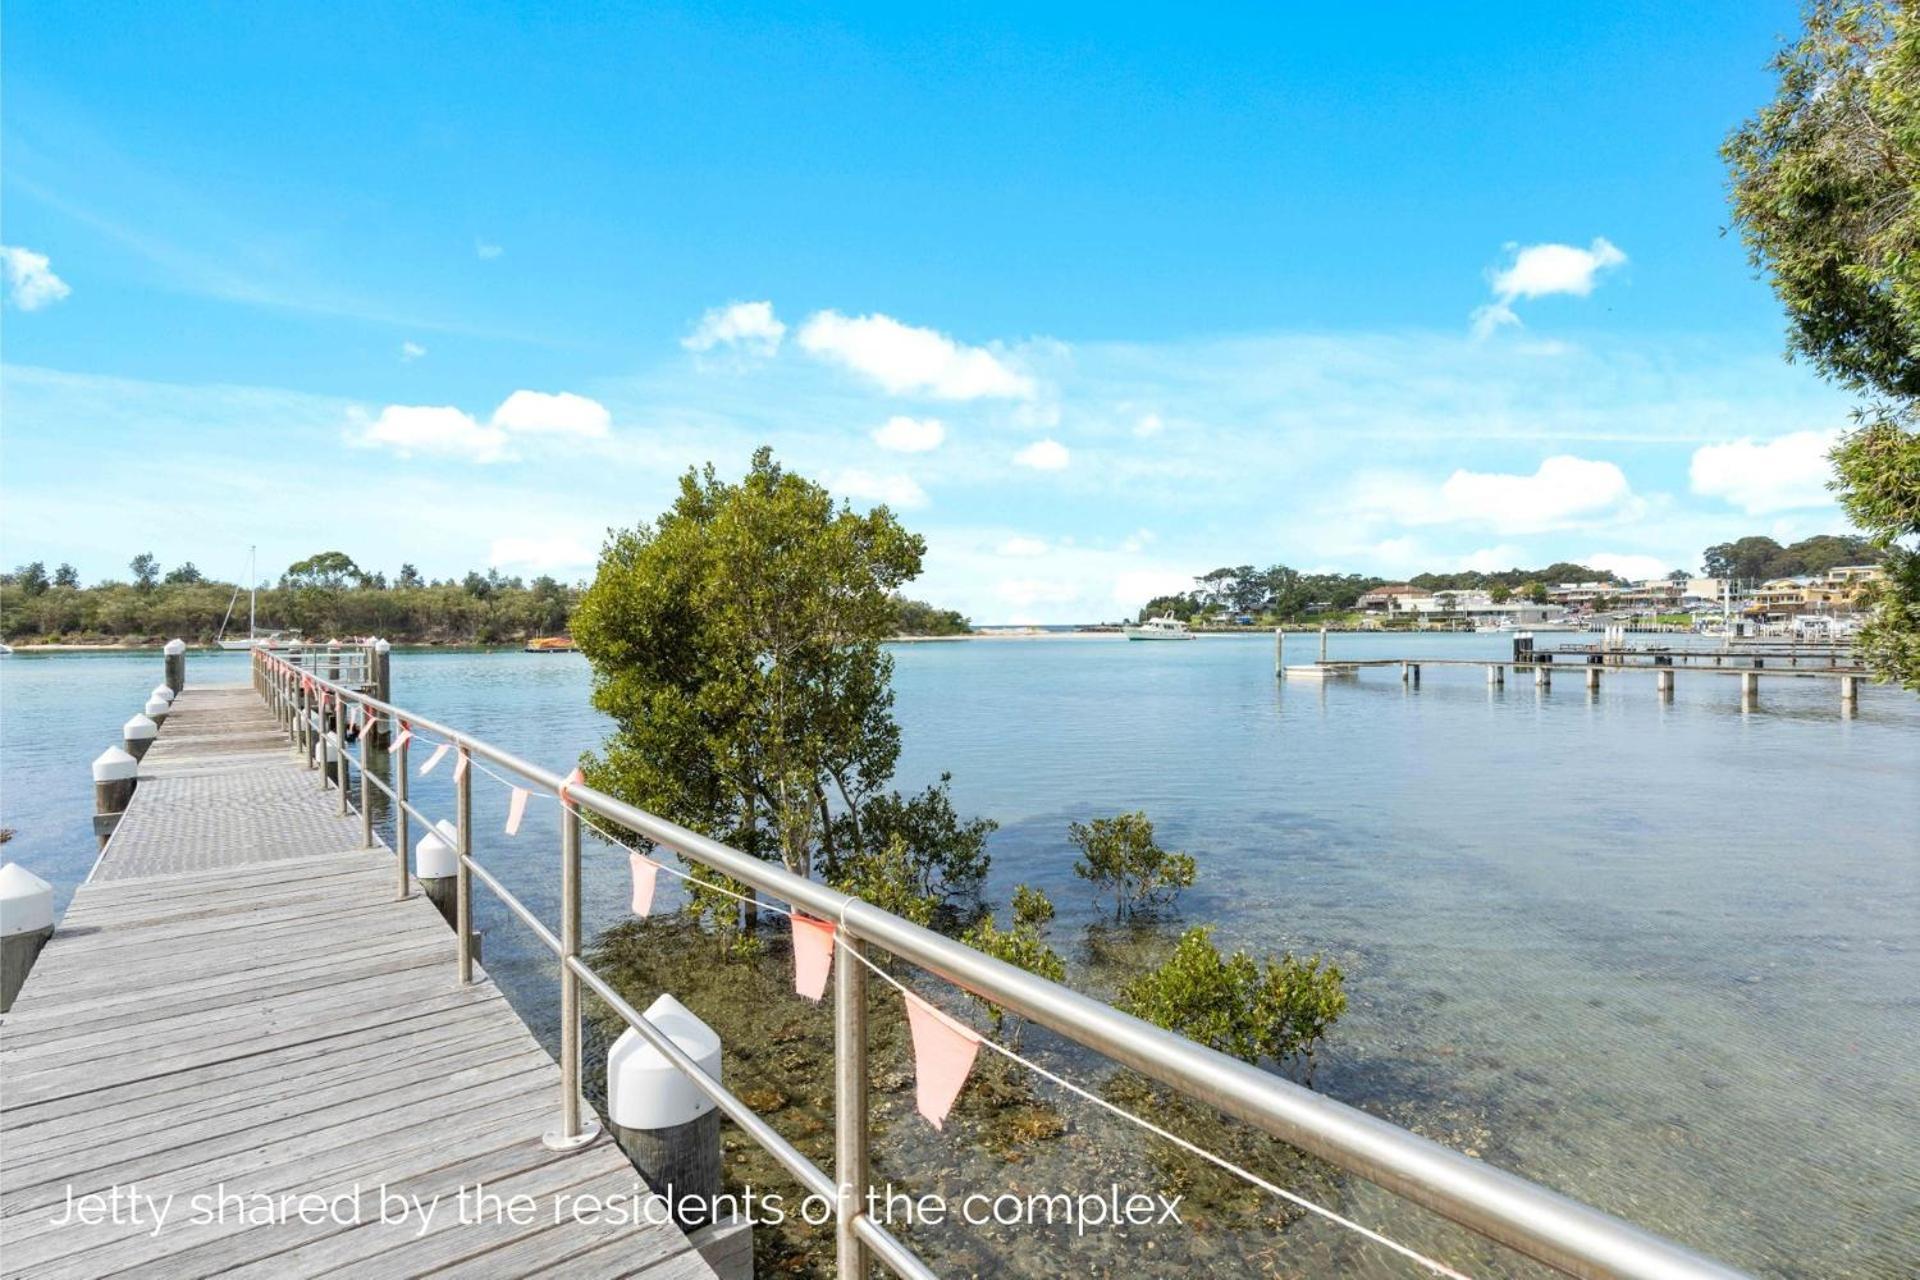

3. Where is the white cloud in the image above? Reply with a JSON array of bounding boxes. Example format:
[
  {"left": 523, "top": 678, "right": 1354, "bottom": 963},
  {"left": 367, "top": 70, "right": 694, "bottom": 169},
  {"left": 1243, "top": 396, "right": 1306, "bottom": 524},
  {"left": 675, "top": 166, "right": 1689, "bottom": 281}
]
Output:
[
  {"left": 1456, "top": 545, "right": 1529, "bottom": 572},
  {"left": 872, "top": 415, "right": 945, "bottom": 452},
  {"left": 1688, "top": 430, "right": 1839, "bottom": 514},
  {"left": 1133, "top": 412, "right": 1165, "bottom": 438},
  {"left": 832, "top": 469, "right": 928, "bottom": 509},
  {"left": 475, "top": 240, "right": 504, "bottom": 260},
  {"left": 1473, "top": 237, "right": 1626, "bottom": 338},
  {"left": 797, "top": 310, "right": 1034, "bottom": 400},
  {"left": 489, "top": 534, "right": 599, "bottom": 575},
  {"left": 683, "top": 300, "right": 786, "bottom": 356},
  {"left": 995, "top": 577, "right": 1083, "bottom": 607},
  {"left": 1586, "top": 552, "right": 1670, "bottom": 582},
  {"left": 1119, "top": 528, "right": 1157, "bottom": 553},
  {"left": 1013, "top": 439, "right": 1070, "bottom": 471},
  {"left": 1351, "top": 456, "right": 1637, "bottom": 534},
  {"left": 996, "top": 536, "right": 1050, "bottom": 557},
  {"left": 1, "top": 245, "right": 72, "bottom": 311},
  {"left": 1111, "top": 567, "right": 1193, "bottom": 607},
  {"left": 490, "top": 389, "right": 611, "bottom": 438},
  {"left": 400, "top": 341, "right": 426, "bottom": 362},
  {"left": 353, "top": 405, "right": 511, "bottom": 462}
]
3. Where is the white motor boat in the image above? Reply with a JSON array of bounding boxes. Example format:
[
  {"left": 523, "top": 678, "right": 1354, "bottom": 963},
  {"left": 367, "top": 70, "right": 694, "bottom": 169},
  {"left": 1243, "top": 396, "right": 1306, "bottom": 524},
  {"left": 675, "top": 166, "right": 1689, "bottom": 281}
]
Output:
[{"left": 1122, "top": 615, "right": 1195, "bottom": 641}]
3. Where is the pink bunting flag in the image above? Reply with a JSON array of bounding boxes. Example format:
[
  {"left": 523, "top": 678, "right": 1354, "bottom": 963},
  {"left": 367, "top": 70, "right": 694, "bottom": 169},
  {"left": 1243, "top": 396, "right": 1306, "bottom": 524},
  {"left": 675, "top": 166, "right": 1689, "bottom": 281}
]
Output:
[
  {"left": 790, "top": 915, "right": 837, "bottom": 1003},
  {"left": 559, "top": 766, "right": 585, "bottom": 809},
  {"left": 394, "top": 722, "right": 413, "bottom": 752},
  {"left": 504, "top": 787, "right": 531, "bottom": 835},
  {"left": 361, "top": 704, "right": 380, "bottom": 732},
  {"left": 630, "top": 853, "right": 659, "bottom": 917},
  {"left": 419, "top": 742, "right": 450, "bottom": 775},
  {"left": 903, "top": 991, "right": 983, "bottom": 1130},
  {"left": 452, "top": 751, "right": 469, "bottom": 782}
]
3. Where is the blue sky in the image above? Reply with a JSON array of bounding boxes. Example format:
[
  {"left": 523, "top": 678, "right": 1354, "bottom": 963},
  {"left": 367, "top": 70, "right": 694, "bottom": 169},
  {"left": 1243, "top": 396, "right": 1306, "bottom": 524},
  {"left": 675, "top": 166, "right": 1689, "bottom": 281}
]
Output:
[{"left": 0, "top": 2, "right": 1863, "bottom": 622}]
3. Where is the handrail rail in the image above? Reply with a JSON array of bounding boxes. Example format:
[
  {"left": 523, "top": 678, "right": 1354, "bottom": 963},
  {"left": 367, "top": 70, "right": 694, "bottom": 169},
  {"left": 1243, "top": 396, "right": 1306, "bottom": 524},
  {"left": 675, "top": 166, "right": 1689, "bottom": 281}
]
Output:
[{"left": 251, "top": 646, "right": 1747, "bottom": 1280}]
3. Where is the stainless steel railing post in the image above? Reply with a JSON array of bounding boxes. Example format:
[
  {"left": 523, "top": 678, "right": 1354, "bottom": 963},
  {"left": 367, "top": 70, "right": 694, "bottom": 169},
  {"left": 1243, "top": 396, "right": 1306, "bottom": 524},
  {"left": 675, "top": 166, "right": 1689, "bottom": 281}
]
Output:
[
  {"left": 456, "top": 745, "right": 474, "bottom": 984},
  {"left": 543, "top": 795, "right": 600, "bottom": 1151},
  {"left": 359, "top": 704, "right": 374, "bottom": 849},
  {"left": 836, "top": 931, "right": 871, "bottom": 1280},
  {"left": 395, "top": 725, "right": 411, "bottom": 900}
]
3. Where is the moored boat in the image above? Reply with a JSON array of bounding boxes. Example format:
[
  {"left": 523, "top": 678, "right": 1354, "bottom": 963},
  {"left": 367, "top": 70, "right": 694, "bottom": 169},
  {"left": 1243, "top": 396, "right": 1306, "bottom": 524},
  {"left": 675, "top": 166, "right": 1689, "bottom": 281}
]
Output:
[{"left": 1121, "top": 615, "right": 1194, "bottom": 641}]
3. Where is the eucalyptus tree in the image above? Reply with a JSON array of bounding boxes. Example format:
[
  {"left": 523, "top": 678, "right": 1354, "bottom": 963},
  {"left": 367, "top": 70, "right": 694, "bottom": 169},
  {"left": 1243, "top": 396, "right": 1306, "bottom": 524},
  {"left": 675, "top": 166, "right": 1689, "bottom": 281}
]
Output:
[{"left": 1725, "top": 0, "right": 1920, "bottom": 687}]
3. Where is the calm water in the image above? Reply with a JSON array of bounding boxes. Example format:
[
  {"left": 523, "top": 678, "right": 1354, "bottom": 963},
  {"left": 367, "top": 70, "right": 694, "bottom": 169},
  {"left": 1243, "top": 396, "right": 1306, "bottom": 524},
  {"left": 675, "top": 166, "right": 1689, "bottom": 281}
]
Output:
[{"left": 2, "top": 638, "right": 1915, "bottom": 1277}]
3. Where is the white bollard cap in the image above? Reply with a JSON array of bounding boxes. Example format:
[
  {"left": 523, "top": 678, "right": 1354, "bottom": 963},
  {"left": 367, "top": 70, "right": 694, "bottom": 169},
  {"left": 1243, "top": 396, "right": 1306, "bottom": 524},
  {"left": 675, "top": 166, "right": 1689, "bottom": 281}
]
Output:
[
  {"left": 0, "top": 863, "right": 55, "bottom": 938},
  {"left": 415, "top": 819, "right": 459, "bottom": 880},
  {"left": 93, "top": 746, "right": 138, "bottom": 782},
  {"left": 374, "top": 638, "right": 391, "bottom": 653},
  {"left": 123, "top": 713, "right": 158, "bottom": 741},
  {"left": 143, "top": 696, "right": 171, "bottom": 718},
  {"left": 150, "top": 685, "right": 175, "bottom": 704},
  {"left": 163, "top": 638, "right": 186, "bottom": 655},
  {"left": 607, "top": 993, "right": 723, "bottom": 1129}
]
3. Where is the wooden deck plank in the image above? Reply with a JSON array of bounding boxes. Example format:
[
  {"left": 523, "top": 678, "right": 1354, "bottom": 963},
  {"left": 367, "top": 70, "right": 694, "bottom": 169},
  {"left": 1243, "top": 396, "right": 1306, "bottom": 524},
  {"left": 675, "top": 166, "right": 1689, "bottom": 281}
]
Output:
[{"left": 0, "top": 683, "right": 714, "bottom": 1280}]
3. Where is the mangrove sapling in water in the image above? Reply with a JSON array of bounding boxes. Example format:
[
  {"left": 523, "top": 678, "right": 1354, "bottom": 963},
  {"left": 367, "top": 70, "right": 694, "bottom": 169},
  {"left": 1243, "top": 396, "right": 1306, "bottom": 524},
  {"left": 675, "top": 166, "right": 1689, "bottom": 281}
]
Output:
[
  {"left": 960, "top": 884, "right": 1066, "bottom": 1044},
  {"left": 1117, "top": 926, "right": 1347, "bottom": 1085},
  {"left": 1070, "top": 811, "right": 1198, "bottom": 918}
]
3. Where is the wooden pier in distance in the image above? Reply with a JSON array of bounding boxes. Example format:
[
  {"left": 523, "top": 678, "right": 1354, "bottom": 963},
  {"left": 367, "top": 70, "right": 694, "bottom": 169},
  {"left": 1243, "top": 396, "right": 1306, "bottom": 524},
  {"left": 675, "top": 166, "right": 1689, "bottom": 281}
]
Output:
[
  {"left": 1275, "top": 629, "right": 1874, "bottom": 711},
  {"left": 0, "top": 684, "right": 729, "bottom": 1279}
]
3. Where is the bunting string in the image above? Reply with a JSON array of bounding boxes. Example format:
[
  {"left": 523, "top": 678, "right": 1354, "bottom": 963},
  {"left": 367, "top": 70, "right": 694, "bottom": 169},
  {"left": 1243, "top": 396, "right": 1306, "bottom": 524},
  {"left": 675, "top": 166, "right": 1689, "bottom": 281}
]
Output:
[
  {"left": 835, "top": 940, "right": 1471, "bottom": 1280},
  {"left": 421, "top": 749, "right": 1470, "bottom": 1278}
]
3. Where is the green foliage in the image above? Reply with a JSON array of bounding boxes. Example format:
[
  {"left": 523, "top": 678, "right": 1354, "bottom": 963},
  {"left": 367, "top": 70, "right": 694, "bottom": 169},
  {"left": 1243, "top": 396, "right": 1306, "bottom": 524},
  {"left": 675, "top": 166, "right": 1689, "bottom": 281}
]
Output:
[
  {"left": 832, "top": 772, "right": 996, "bottom": 909},
  {"left": 0, "top": 560, "right": 583, "bottom": 644},
  {"left": 574, "top": 448, "right": 994, "bottom": 892},
  {"left": 1118, "top": 927, "right": 1347, "bottom": 1083},
  {"left": 1833, "top": 423, "right": 1920, "bottom": 687},
  {"left": 163, "top": 562, "right": 204, "bottom": 585},
  {"left": 892, "top": 596, "right": 971, "bottom": 635},
  {"left": 1725, "top": 2, "right": 1920, "bottom": 689},
  {"left": 13, "top": 562, "right": 49, "bottom": 596},
  {"left": 1724, "top": 0, "right": 1920, "bottom": 398},
  {"left": 828, "top": 833, "right": 936, "bottom": 927},
  {"left": 129, "top": 553, "right": 159, "bottom": 591},
  {"left": 960, "top": 884, "right": 1065, "bottom": 1039},
  {"left": 1701, "top": 533, "right": 1882, "bottom": 581},
  {"left": 683, "top": 864, "right": 763, "bottom": 961},
  {"left": 1070, "top": 811, "right": 1197, "bottom": 918},
  {"left": 284, "top": 551, "right": 365, "bottom": 591}
]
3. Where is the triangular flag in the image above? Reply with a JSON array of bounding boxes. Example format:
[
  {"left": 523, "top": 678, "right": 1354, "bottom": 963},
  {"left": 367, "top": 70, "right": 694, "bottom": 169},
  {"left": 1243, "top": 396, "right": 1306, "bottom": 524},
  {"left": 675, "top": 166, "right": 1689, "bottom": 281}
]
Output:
[
  {"left": 790, "top": 915, "right": 836, "bottom": 1002},
  {"left": 903, "top": 991, "right": 982, "bottom": 1130},
  {"left": 394, "top": 722, "right": 413, "bottom": 752},
  {"left": 630, "top": 853, "right": 659, "bottom": 916},
  {"left": 452, "top": 751, "right": 469, "bottom": 781},
  {"left": 419, "top": 742, "right": 449, "bottom": 775},
  {"left": 559, "top": 766, "right": 585, "bottom": 809},
  {"left": 360, "top": 704, "right": 380, "bottom": 732},
  {"left": 504, "top": 787, "right": 531, "bottom": 835}
]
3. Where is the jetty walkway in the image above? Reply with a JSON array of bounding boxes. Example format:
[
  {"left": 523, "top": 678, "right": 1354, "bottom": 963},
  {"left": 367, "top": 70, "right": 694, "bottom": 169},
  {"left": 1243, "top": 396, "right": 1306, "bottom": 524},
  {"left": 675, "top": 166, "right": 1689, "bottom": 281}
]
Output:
[{"left": 0, "top": 683, "right": 721, "bottom": 1279}]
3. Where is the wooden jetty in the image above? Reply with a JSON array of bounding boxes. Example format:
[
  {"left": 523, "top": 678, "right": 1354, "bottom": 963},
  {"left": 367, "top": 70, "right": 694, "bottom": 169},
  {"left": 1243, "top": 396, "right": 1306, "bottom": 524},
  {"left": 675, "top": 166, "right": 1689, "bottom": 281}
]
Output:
[
  {"left": 0, "top": 683, "right": 730, "bottom": 1279},
  {"left": 1274, "top": 629, "right": 1873, "bottom": 710}
]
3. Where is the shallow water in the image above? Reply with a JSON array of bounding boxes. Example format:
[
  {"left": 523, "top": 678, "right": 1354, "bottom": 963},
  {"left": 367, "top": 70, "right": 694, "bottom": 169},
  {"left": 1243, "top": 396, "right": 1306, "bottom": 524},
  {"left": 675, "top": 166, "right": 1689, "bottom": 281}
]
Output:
[{"left": 2, "top": 637, "right": 1915, "bottom": 1277}]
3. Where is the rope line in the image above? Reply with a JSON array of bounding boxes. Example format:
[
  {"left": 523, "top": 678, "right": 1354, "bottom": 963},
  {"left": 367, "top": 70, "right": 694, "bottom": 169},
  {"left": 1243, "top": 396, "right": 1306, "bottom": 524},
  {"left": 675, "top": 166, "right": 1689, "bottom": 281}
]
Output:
[
  {"left": 838, "top": 940, "right": 1471, "bottom": 1280},
  {"left": 384, "top": 726, "right": 1470, "bottom": 1278}
]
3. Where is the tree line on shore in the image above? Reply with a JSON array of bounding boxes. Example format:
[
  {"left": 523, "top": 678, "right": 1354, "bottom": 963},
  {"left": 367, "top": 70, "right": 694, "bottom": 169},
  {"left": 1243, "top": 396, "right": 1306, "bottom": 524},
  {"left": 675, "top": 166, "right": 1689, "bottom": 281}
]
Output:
[
  {"left": 1136, "top": 533, "right": 1885, "bottom": 624},
  {"left": 0, "top": 549, "right": 971, "bottom": 644}
]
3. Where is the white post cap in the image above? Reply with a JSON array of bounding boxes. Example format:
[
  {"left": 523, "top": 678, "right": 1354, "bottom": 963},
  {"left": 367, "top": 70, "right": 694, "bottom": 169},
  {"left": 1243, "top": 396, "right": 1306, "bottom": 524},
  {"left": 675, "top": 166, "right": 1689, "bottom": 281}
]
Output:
[
  {"left": 415, "top": 819, "right": 459, "bottom": 879},
  {"left": 374, "top": 638, "right": 391, "bottom": 653},
  {"left": 607, "top": 993, "right": 723, "bottom": 1129},
  {"left": 163, "top": 638, "right": 187, "bottom": 655},
  {"left": 123, "top": 713, "right": 158, "bottom": 741},
  {"left": 150, "top": 685, "right": 175, "bottom": 703},
  {"left": 0, "top": 863, "right": 55, "bottom": 938},
  {"left": 92, "top": 746, "right": 138, "bottom": 782},
  {"left": 143, "top": 696, "right": 171, "bottom": 718}
]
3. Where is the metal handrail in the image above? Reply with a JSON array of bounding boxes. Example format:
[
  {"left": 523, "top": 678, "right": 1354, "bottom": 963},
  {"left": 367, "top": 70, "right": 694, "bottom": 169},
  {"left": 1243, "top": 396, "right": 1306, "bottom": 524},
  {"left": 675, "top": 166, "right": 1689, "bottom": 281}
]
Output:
[{"left": 249, "top": 648, "right": 1746, "bottom": 1280}]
